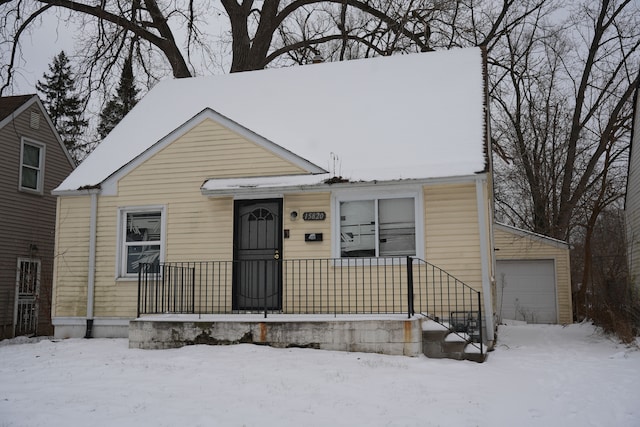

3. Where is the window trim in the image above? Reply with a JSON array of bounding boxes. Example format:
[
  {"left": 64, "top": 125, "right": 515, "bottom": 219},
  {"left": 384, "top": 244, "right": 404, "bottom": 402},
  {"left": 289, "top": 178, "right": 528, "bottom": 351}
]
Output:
[
  {"left": 116, "top": 205, "right": 166, "bottom": 280},
  {"left": 19, "top": 138, "right": 45, "bottom": 194},
  {"left": 332, "top": 188, "right": 424, "bottom": 260}
]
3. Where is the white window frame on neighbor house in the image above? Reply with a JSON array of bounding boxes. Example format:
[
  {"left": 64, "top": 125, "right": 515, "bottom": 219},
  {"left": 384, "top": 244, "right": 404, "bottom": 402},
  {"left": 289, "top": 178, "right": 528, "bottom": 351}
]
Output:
[
  {"left": 19, "top": 138, "right": 45, "bottom": 194},
  {"left": 116, "top": 206, "right": 166, "bottom": 279},
  {"left": 332, "top": 188, "right": 424, "bottom": 260}
]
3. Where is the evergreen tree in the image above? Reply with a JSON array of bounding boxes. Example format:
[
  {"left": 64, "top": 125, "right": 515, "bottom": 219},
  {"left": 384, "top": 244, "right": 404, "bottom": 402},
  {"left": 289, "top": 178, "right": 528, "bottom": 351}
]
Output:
[
  {"left": 97, "top": 56, "right": 139, "bottom": 139},
  {"left": 36, "top": 51, "right": 88, "bottom": 159}
]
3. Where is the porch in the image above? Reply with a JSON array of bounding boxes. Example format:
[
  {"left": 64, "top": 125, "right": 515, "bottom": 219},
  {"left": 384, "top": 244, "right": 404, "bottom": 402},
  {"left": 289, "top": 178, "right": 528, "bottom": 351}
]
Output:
[{"left": 134, "top": 257, "right": 487, "bottom": 361}]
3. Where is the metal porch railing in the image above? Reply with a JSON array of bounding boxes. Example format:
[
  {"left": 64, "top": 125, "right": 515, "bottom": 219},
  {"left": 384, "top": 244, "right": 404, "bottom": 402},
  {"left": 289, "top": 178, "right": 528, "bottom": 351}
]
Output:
[{"left": 138, "top": 257, "right": 483, "bottom": 352}]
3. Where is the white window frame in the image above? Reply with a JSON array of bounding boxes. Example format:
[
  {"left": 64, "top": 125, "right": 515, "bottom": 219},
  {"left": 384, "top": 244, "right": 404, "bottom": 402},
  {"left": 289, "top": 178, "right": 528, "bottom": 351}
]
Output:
[
  {"left": 19, "top": 138, "right": 45, "bottom": 194},
  {"left": 332, "top": 187, "right": 424, "bottom": 260},
  {"left": 116, "top": 205, "right": 166, "bottom": 279}
]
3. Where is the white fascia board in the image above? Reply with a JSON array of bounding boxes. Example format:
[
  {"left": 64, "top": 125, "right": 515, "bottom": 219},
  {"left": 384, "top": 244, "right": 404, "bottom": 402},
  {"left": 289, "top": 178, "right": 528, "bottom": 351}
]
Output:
[
  {"left": 52, "top": 188, "right": 100, "bottom": 197},
  {"left": 95, "top": 108, "right": 327, "bottom": 196},
  {"left": 494, "top": 222, "right": 570, "bottom": 249},
  {"left": 202, "top": 174, "right": 480, "bottom": 198},
  {"left": 203, "top": 185, "right": 329, "bottom": 198}
]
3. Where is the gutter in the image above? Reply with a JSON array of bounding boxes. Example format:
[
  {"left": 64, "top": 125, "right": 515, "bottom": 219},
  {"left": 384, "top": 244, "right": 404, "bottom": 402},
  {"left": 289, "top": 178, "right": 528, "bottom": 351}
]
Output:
[
  {"left": 85, "top": 189, "right": 99, "bottom": 338},
  {"left": 475, "top": 175, "right": 495, "bottom": 342}
]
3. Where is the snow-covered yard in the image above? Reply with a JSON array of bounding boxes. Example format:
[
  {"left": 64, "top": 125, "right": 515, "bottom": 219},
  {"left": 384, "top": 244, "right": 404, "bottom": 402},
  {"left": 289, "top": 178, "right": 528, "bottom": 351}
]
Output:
[{"left": 1, "top": 323, "right": 638, "bottom": 427}]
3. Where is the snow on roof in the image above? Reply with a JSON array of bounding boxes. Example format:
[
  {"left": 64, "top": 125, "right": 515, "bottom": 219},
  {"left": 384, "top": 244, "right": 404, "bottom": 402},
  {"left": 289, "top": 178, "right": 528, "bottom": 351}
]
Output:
[
  {"left": 202, "top": 174, "right": 332, "bottom": 193},
  {"left": 55, "top": 47, "right": 487, "bottom": 192}
]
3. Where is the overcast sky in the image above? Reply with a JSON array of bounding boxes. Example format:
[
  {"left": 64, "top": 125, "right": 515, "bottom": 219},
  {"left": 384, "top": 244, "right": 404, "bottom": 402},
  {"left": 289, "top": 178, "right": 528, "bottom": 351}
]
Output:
[{"left": 6, "top": 9, "right": 76, "bottom": 95}]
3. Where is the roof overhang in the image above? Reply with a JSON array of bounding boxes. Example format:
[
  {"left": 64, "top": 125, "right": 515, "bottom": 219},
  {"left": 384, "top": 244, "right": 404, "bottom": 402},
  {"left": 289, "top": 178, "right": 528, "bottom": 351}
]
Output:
[{"left": 201, "top": 173, "right": 484, "bottom": 198}]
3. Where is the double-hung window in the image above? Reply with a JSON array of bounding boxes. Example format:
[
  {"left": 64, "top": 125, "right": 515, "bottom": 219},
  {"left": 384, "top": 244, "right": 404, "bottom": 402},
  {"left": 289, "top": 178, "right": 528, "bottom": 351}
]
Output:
[
  {"left": 20, "top": 139, "right": 45, "bottom": 193},
  {"left": 118, "top": 207, "right": 164, "bottom": 277},
  {"left": 339, "top": 197, "right": 417, "bottom": 258}
]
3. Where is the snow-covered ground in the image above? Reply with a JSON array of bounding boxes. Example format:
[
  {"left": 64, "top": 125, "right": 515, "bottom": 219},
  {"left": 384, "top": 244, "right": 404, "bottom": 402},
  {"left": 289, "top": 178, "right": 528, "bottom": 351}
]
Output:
[{"left": 1, "top": 322, "right": 638, "bottom": 427}]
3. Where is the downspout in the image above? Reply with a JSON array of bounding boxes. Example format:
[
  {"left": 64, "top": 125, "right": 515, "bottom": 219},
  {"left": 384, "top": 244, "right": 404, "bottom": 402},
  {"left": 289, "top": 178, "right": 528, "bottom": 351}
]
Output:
[
  {"left": 475, "top": 175, "right": 495, "bottom": 343},
  {"left": 85, "top": 190, "right": 99, "bottom": 338}
]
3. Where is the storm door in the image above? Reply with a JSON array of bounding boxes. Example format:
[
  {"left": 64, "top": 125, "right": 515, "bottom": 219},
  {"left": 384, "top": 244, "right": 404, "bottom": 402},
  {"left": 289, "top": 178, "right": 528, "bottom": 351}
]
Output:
[
  {"left": 233, "top": 199, "right": 283, "bottom": 311},
  {"left": 14, "top": 258, "right": 40, "bottom": 336}
]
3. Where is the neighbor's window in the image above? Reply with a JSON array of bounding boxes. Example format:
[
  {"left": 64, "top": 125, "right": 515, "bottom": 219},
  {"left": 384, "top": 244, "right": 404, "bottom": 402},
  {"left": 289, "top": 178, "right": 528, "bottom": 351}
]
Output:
[
  {"left": 119, "top": 208, "right": 164, "bottom": 277},
  {"left": 20, "top": 140, "right": 45, "bottom": 193},
  {"left": 340, "top": 197, "right": 415, "bottom": 257}
]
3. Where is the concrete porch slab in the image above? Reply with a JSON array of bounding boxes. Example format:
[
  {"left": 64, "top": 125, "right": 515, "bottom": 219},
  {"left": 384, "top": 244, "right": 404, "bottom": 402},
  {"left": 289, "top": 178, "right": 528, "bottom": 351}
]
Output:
[{"left": 129, "top": 314, "right": 424, "bottom": 357}]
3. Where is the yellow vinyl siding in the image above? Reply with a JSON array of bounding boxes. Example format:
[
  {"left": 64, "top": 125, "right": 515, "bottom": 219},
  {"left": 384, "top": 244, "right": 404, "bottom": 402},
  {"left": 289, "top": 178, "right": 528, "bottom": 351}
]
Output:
[
  {"left": 282, "top": 259, "right": 408, "bottom": 313},
  {"left": 92, "top": 116, "right": 309, "bottom": 317},
  {"left": 278, "top": 182, "right": 488, "bottom": 316},
  {"left": 282, "top": 193, "right": 332, "bottom": 259},
  {"left": 56, "top": 118, "right": 311, "bottom": 318},
  {"left": 52, "top": 196, "right": 91, "bottom": 317},
  {"left": 117, "top": 118, "right": 307, "bottom": 196},
  {"left": 424, "top": 183, "right": 483, "bottom": 290},
  {"left": 494, "top": 226, "right": 572, "bottom": 324},
  {"left": 54, "top": 117, "right": 493, "bottom": 319}
]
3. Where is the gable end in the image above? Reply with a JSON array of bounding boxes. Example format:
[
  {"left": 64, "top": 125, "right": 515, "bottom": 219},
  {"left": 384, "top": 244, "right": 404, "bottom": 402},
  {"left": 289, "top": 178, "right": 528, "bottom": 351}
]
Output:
[
  {"left": 0, "top": 95, "right": 75, "bottom": 169},
  {"left": 94, "top": 108, "right": 327, "bottom": 196}
]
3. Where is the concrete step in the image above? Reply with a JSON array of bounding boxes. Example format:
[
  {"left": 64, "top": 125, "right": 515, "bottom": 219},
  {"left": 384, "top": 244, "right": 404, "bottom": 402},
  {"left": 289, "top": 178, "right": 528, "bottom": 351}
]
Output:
[
  {"left": 421, "top": 319, "right": 487, "bottom": 362},
  {"left": 462, "top": 343, "right": 487, "bottom": 363}
]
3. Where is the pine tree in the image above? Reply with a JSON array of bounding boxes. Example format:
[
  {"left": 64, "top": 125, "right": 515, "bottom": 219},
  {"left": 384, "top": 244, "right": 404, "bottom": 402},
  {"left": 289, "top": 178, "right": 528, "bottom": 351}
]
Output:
[
  {"left": 36, "top": 51, "right": 88, "bottom": 159},
  {"left": 97, "top": 56, "right": 140, "bottom": 139}
]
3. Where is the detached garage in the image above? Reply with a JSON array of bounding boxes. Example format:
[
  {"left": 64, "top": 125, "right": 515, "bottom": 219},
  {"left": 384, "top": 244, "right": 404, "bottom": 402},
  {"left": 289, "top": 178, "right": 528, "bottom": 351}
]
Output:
[{"left": 494, "top": 223, "right": 573, "bottom": 324}]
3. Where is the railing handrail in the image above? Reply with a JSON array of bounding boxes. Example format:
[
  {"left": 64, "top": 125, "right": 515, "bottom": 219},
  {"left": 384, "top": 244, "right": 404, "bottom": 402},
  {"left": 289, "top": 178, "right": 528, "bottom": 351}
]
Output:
[
  {"left": 138, "top": 256, "right": 484, "bottom": 354},
  {"left": 410, "top": 257, "right": 481, "bottom": 294}
]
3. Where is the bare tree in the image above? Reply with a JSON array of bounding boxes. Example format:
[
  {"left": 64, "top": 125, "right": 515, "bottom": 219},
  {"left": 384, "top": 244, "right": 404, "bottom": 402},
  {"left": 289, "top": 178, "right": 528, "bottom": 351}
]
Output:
[
  {"left": 488, "top": 0, "right": 640, "bottom": 330},
  {"left": 491, "top": 0, "right": 640, "bottom": 243},
  {"left": 0, "top": 1, "right": 440, "bottom": 93}
]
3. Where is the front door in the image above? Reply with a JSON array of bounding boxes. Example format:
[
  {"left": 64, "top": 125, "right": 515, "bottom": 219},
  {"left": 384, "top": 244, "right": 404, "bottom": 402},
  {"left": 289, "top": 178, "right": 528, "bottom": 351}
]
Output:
[{"left": 233, "top": 199, "right": 283, "bottom": 311}]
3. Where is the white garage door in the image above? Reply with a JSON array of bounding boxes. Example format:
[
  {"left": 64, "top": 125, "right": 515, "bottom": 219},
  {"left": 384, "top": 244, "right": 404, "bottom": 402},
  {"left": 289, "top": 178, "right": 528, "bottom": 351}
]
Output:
[{"left": 496, "top": 260, "right": 557, "bottom": 324}]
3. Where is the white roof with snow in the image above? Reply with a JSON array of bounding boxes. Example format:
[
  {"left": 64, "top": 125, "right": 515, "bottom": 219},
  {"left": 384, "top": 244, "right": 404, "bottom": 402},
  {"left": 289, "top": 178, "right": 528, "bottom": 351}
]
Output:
[{"left": 55, "top": 47, "right": 487, "bottom": 192}]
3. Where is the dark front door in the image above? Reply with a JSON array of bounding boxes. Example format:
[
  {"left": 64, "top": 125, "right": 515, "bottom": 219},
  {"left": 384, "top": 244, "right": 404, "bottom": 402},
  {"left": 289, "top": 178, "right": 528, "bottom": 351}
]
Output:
[{"left": 233, "top": 199, "right": 283, "bottom": 311}]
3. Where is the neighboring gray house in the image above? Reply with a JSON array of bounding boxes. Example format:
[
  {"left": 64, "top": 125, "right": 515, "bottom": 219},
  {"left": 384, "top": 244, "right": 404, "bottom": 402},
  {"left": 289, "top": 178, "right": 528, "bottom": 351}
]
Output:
[
  {"left": 627, "top": 82, "right": 640, "bottom": 294},
  {"left": 0, "top": 95, "right": 75, "bottom": 339}
]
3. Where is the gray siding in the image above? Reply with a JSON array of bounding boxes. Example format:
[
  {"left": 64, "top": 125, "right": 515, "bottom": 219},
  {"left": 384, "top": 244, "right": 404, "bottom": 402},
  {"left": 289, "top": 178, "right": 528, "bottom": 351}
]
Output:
[{"left": 0, "top": 100, "right": 74, "bottom": 338}]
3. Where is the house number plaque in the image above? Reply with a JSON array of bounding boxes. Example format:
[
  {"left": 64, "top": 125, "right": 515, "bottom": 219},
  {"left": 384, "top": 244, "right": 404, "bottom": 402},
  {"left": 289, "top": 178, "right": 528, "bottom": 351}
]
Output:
[{"left": 302, "top": 211, "right": 326, "bottom": 221}]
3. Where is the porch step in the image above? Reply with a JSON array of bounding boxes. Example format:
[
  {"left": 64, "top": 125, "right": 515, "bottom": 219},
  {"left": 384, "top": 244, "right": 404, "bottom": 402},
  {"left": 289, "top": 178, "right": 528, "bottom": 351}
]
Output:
[{"left": 421, "top": 320, "right": 486, "bottom": 363}]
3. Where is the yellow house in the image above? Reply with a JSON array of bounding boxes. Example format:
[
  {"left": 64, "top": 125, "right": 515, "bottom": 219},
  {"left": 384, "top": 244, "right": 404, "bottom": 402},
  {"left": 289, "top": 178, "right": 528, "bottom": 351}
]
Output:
[{"left": 51, "top": 47, "right": 496, "bottom": 350}]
